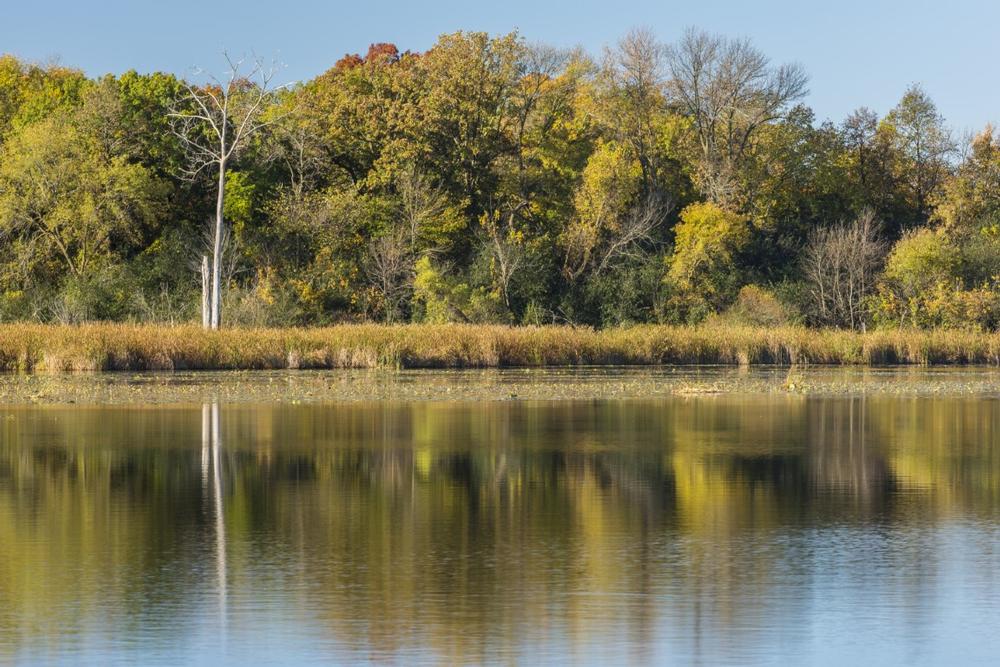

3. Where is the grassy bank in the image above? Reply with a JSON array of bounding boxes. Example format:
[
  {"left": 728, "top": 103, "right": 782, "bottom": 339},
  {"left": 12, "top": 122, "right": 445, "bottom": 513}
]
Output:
[{"left": 1, "top": 323, "right": 1000, "bottom": 372}]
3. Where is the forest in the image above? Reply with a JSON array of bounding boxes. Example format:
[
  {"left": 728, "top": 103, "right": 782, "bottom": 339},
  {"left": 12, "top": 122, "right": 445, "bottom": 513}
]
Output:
[{"left": 1, "top": 28, "right": 998, "bottom": 331}]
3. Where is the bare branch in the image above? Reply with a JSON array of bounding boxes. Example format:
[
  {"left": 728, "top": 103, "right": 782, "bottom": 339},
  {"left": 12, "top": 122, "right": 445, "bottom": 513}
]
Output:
[
  {"left": 594, "top": 192, "right": 674, "bottom": 275},
  {"left": 666, "top": 28, "right": 808, "bottom": 206},
  {"left": 167, "top": 52, "right": 291, "bottom": 329},
  {"left": 803, "top": 209, "right": 886, "bottom": 329}
]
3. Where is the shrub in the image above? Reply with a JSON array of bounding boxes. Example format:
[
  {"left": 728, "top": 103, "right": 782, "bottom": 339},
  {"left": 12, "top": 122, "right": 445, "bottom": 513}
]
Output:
[
  {"left": 412, "top": 256, "right": 505, "bottom": 324},
  {"left": 872, "top": 227, "right": 1000, "bottom": 330},
  {"left": 802, "top": 209, "right": 885, "bottom": 329},
  {"left": 715, "top": 285, "right": 793, "bottom": 327}
]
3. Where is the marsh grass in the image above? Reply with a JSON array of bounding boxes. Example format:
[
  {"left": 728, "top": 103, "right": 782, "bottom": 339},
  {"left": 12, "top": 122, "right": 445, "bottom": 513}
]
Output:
[{"left": 1, "top": 323, "right": 999, "bottom": 372}]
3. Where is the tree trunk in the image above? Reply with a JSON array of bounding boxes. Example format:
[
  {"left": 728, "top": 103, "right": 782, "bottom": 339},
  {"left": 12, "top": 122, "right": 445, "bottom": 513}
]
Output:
[
  {"left": 201, "top": 255, "right": 210, "bottom": 328},
  {"left": 211, "top": 160, "right": 226, "bottom": 330}
]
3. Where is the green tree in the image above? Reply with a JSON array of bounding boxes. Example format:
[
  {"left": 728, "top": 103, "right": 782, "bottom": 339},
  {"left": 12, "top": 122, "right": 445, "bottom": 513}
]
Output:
[
  {"left": 872, "top": 227, "right": 1000, "bottom": 329},
  {"left": 0, "top": 112, "right": 165, "bottom": 291},
  {"left": 882, "top": 85, "right": 956, "bottom": 226},
  {"left": 933, "top": 126, "right": 1000, "bottom": 233}
]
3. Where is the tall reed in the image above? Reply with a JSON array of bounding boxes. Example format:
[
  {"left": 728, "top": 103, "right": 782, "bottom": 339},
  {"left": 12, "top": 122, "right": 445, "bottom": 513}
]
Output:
[{"left": 1, "top": 323, "right": 999, "bottom": 372}]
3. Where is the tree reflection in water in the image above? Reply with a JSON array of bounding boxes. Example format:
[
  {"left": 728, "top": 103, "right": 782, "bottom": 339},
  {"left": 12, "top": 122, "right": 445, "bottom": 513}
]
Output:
[
  {"left": 0, "top": 396, "right": 999, "bottom": 664},
  {"left": 204, "top": 403, "right": 227, "bottom": 634}
]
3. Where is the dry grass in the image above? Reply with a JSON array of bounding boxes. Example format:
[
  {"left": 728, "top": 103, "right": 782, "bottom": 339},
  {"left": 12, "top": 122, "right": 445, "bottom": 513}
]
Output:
[{"left": 1, "top": 323, "right": 999, "bottom": 372}]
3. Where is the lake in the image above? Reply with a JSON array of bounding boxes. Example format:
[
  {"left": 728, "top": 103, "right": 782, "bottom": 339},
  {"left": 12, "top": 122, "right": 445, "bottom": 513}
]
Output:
[{"left": 1, "top": 369, "right": 1000, "bottom": 665}]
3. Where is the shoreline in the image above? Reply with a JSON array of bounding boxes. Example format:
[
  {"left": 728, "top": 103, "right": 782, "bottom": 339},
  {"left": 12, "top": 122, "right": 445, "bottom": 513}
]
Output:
[{"left": 2, "top": 323, "right": 1000, "bottom": 373}]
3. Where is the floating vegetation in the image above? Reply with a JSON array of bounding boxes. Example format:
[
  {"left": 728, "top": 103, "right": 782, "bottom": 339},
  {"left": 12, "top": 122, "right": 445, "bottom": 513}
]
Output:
[{"left": 1, "top": 366, "right": 999, "bottom": 406}]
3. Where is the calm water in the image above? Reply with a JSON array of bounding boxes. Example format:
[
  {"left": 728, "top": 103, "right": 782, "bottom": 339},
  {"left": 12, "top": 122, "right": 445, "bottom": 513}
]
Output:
[{"left": 2, "top": 388, "right": 1000, "bottom": 665}]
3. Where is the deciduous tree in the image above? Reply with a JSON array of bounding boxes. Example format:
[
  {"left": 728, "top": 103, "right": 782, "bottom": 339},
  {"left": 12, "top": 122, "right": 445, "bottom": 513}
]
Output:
[
  {"left": 169, "top": 53, "right": 287, "bottom": 329},
  {"left": 666, "top": 28, "right": 808, "bottom": 209}
]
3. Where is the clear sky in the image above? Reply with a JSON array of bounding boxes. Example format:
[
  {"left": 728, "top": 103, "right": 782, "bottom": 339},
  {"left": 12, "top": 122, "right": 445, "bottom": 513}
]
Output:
[{"left": 2, "top": 0, "right": 997, "bottom": 133}]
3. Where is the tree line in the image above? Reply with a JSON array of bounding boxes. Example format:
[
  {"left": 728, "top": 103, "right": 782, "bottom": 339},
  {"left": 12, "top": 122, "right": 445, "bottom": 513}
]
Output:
[{"left": 1, "top": 28, "right": 998, "bottom": 330}]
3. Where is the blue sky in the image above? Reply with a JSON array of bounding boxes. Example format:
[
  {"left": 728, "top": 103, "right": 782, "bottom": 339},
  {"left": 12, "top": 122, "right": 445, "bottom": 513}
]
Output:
[{"left": 2, "top": 0, "right": 997, "bottom": 133}]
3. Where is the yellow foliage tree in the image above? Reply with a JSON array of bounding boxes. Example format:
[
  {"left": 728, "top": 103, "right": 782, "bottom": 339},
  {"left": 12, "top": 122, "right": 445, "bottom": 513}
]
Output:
[
  {"left": 561, "top": 141, "right": 641, "bottom": 280},
  {"left": 665, "top": 202, "right": 750, "bottom": 320}
]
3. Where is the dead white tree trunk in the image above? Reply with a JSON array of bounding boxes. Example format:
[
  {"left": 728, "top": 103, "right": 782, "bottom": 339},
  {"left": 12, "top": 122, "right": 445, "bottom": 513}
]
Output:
[
  {"left": 212, "top": 161, "right": 226, "bottom": 329},
  {"left": 169, "top": 53, "right": 289, "bottom": 329},
  {"left": 201, "top": 254, "right": 211, "bottom": 328}
]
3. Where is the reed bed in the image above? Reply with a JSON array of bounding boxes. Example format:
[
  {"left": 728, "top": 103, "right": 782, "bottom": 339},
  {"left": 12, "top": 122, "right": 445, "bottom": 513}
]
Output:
[{"left": 1, "top": 323, "right": 999, "bottom": 372}]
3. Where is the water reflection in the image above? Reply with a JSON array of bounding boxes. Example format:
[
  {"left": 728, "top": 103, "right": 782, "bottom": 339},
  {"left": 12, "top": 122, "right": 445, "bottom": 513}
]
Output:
[
  {"left": 205, "top": 403, "right": 227, "bottom": 634},
  {"left": 0, "top": 396, "right": 999, "bottom": 664}
]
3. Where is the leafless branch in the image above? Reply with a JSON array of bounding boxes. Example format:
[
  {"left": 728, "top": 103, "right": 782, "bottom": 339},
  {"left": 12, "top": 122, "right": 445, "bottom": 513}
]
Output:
[
  {"left": 594, "top": 192, "right": 674, "bottom": 275},
  {"left": 803, "top": 209, "right": 885, "bottom": 330}
]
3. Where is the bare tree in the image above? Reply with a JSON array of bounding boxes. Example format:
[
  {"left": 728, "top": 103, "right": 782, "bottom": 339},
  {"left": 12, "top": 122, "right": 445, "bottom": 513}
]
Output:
[
  {"left": 600, "top": 28, "right": 668, "bottom": 191},
  {"left": 594, "top": 192, "right": 673, "bottom": 276},
  {"left": 666, "top": 28, "right": 808, "bottom": 207},
  {"left": 169, "top": 53, "right": 288, "bottom": 329},
  {"left": 364, "top": 229, "right": 414, "bottom": 323},
  {"left": 803, "top": 209, "right": 886, "bottom": 330}
]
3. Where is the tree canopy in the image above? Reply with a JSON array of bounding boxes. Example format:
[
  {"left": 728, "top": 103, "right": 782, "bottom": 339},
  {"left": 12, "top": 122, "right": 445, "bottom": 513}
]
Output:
[{"left": 0, "top": 29, "right": 992, "bottom": 329}]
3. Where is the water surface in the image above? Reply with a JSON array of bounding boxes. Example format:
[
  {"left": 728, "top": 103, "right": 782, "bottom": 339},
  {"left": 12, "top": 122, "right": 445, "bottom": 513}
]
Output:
[{"left": 2, "top": 373, "right": 1000, "bottom": 664}]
